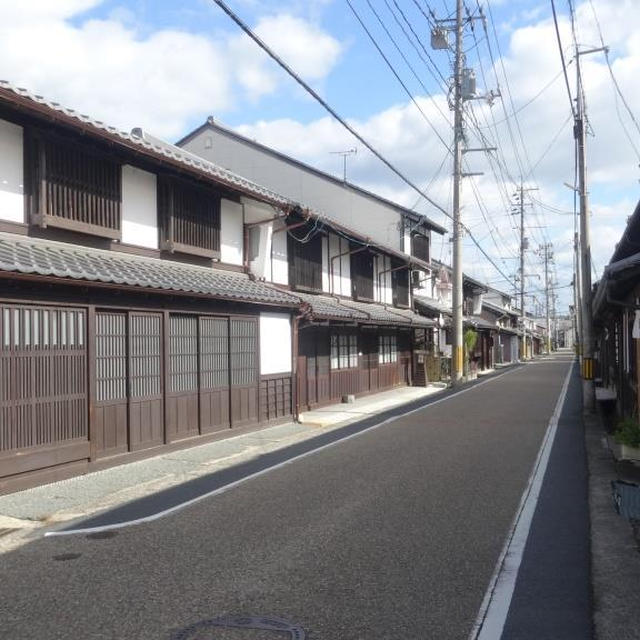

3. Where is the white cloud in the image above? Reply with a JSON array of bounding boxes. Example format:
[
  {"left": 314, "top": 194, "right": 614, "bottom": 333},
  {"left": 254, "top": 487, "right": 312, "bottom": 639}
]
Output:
[
  {"left": 226, "top": 0, "right": 640, "bottom": 312},
  {"left": 0, "top": 1, "right": 343, "bottom": 138}
]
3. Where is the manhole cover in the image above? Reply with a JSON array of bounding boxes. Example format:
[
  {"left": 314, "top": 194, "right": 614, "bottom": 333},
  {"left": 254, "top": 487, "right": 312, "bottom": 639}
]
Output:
[{"left": 172, "top": 616, "right": 305, "bottom": 640}]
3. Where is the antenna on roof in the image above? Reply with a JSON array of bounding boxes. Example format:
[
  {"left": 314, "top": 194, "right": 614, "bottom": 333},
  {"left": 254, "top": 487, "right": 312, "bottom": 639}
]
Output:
[{"left": 329, "top": 148, "right": 357, "bottom": 182}]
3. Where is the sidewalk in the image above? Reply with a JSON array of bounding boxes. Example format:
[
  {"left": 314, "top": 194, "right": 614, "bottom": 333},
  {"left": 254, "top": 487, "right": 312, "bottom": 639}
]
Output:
[
  {"left": 0, "top": 383, "right": 444, "bottom": 553},
  {"left": 585, "top": 411, "right": 640, "bottom": 639}
]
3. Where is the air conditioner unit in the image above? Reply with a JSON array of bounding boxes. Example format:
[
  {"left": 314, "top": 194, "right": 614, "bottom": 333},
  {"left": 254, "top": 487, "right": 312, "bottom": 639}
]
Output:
[{"left": 412, "top": 269, "right": 422, "bottom": 287}]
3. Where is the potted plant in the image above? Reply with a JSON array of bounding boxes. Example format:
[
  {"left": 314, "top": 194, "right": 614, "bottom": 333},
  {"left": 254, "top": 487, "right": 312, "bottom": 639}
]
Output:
[
  {"left": 612, "top": 418, "right": 640, "bottom": 462},
  {"left": 464, "top": 328, "right": 478, "bottom": 380}
]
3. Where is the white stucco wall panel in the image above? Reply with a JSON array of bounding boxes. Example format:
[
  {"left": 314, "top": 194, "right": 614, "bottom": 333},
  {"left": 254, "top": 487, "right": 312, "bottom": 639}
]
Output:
[
  {"left": 121, "top": 165, "right": 158, "bottom": 249},
  {"left": 260, "top": 313, "right": 292, "bottom": 375},
  {"left": 220, "top": 198, "right": 243, "bottom": 265},
  {"left": 271, "top": 220, "right": 288, "bottom": 285},
  {"left": 0, "top": 119, "right": 24, "bottom": 223},
  {"left": 183, "top": 131, "right": 403, "bottom": 250}
]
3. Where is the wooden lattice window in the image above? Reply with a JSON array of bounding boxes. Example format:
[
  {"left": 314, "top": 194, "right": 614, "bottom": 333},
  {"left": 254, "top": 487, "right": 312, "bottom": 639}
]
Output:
[
  {"left": 411, "top": 232, "right": 430, "bottom": 263},
  {"left": 330, "top": 333, "right": 358, "bottom": 370},
  {"left": 170, "top": 315, "right": 198, "bottom": 393},
  {"left": 129, "top": 313, "right": 162, "bottom": 398},
  {"left": 25, "top": 129, "right": 121, "bottom": 238},
  {"left": 230, "top": 318, "right": 256, "bottom": 386},
  {"left": 288, "top": 225, "right": 323, "bottom": 292},
  {"left": 96, "top": 312, "right": 127, "bottom": 402},
  {"left": 378, "top": 334, "right": 398, "bottom": 364},
  {"left": 159, "top": 176, "right": 220, "bottom": 258},
  {"left": 392, "top": 259, "right": 409, "bottom": 307},
  {"left": 351, "top": 249, "right": 374, "bottom": 301},
  {"left": 200, "top": 317, "right": 229, "bottom": 389}
]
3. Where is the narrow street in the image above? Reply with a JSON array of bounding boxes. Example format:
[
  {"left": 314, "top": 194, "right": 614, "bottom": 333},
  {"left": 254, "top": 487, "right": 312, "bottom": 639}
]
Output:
[{"left": 1, "top": 355, "right": 586, "bottom": 639}]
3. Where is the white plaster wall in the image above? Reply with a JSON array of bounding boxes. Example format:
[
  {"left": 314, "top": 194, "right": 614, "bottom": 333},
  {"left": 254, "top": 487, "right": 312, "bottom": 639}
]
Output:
[
  {"left": 260, "top": 313, "right": 292, "bottom": 374},
  {"left": 182, "top": 130, "right": 404, "bottom": 250},
  {"left": 271, "top": 220, "right": 288, "bottom": 285},
  {"left": 0, "top": 119, "right": 24, "bottom": 223},
  {"left": 121, "top": 165, "right": 158, "bottom": 249},
  {"left": 245, "top": 199, "right": 272, "bottom": 280},
  {"left": 220, "top": 199, "right": 243, "bottom": 265}
]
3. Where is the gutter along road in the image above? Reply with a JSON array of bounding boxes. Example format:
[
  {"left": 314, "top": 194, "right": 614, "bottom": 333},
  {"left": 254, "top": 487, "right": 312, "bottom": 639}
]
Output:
[{"left": 0, "top": 354, "right": 588, "bottom": 639}]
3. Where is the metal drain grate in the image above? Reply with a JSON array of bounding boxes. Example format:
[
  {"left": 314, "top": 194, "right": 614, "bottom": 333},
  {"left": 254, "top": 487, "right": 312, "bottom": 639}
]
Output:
[
  {"left": 172, "top": 616, "right": 305, "bottom": 640},
  {"left": 612, "top": 480, "right": 640, "bottom": 519}
]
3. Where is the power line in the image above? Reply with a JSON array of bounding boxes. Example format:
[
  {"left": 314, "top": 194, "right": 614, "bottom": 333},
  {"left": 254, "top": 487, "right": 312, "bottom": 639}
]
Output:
[
  {"left": 347, "top": 0, "right": 451, "bottom": 151},
  {"left": 211, "top": 0, "right": 517, "bottom": 289},
  {"left": 550, "top": 0, "right": 576, "bottom": 119}
]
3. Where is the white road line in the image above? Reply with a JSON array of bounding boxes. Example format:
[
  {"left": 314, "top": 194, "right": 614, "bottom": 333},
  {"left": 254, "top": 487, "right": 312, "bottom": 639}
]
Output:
[
  {"left": 46, "top": 364, "right": 529, "bottom": 538},
  {"left": 468, "top": 360, "right": 574, "bottom": 640}
]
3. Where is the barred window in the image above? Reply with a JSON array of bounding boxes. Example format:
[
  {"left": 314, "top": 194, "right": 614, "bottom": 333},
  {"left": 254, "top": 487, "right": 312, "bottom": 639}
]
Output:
[
  {"left": 330, "top": 333, "right": 358, "bottom": 370},
  {"left": 378, "top": 334, "right": 398, "bottom": 364}
]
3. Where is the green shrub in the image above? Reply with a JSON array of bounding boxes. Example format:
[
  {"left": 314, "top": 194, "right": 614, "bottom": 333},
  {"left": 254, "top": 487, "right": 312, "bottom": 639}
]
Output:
[{"left": 614, "top": 418, "right": 640, "bottom": 449}]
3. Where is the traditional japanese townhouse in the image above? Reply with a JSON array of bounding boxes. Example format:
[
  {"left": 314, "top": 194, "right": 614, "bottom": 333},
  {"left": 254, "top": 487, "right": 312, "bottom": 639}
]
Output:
[
  {"left": 0, "top": 82, "right": 306, "bottom": 492},
  {"left": 593, "top": 199, "right": 640, "bottom": 418},
  {"left": 177, "top": 115, "right": 444, "bottom": 402},
  {"left": 242, "top": 196, "right": 436, "bottom": 409},
  {"left": 481, "top": 288, "right": 520, "bottom": 365}
]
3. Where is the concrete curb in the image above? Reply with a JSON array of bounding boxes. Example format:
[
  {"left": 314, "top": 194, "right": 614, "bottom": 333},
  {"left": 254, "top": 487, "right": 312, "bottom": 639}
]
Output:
[{"left": 585, "top": 413, "right": 640, "bottom": 639}]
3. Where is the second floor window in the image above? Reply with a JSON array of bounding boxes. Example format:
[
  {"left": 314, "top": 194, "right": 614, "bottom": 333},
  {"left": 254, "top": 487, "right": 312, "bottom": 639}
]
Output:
[
  {"left": 25, "top": 129, "right": 121, "bottom": 238},
  {"left": 392, "top": 260, "right": 409, "bottom": 307},
  {"left": 351, "top": 248, "right": 374, "bottom": 301},
  {"left": 288, "top": 223, "right": 323, "bottom": 292},
  {"left": 158, "top": 176, "right": 221, "bottom": 258},
  {"left": 411, "top": 232, "right": 430, "bottom": 263}
]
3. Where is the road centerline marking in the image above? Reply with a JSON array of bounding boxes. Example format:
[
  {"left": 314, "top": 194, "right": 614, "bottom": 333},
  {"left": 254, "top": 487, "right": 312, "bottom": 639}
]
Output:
[{"left": 468, "top": 359, "right": 574, "bottom": 640}]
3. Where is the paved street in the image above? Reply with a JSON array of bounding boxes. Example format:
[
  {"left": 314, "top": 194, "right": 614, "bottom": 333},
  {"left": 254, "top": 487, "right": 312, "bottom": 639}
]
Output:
[{"left": 0, "top": 355, "right": 583, "bottom": 639}]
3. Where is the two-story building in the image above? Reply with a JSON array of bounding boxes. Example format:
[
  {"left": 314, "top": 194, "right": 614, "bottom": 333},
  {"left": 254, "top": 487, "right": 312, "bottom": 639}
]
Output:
[{"left": 0, "top": 82, "right": 438, "bottom": 492}]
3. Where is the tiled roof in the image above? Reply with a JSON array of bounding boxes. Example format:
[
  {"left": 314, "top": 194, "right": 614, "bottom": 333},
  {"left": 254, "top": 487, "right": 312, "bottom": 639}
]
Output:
[
  {"left": 482, "top": 299, "right": 518, "bottom": 317},
  {"left": 295, "top": 292, "right": 433, "bottom": 326},
  {"left": 0, "top": 81, "right": 432, "bottom": 267},
  {"left": 0, "top": 81, "right": 290, "bottom": 210},
  {"left": 414, "top": 295, "right": 452, "bottom": 316},
  {"left": 0, "top": 233, "right": 299, "bottom": 306},
  {"left": 465, "top": 315, "right": 498, "bottom": 331}
]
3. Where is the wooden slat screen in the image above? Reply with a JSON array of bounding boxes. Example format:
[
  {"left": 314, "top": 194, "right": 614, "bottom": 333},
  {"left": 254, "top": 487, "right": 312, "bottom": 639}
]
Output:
[
  {"left": 96, "top": 312, "right": 127, "bottom": 402},
  {"left": 392, "top": 259, "right": 409, "bottom": 307},
  {"left": 159, "top": 176, "right": 220, "bottom": 256},
  {"left": 230, "top": 318, "right": 257, "bottom": 386},
  {"left": 0, "top": 304, "right": 87, "bottom": 452},
  {"left": 129, "top": 313, "right": 161, "bottom": 399},
  {"left": 288, "top": 227, "right": 323, "bottom": 292},
  {"left": 411, "top": 233, "right": 430, "bottom": 263},
  {"left": 26, "top": 130, "right": 121, "bottom": 234},
  {"left": 170, "top": 315, "right": 198, "bottom": 393},
  {"left": 200, "top": 316, "right": 229, "bottom": 389},
  {"left": 351, "top": 249, "right": 374, "bottom": 301}
]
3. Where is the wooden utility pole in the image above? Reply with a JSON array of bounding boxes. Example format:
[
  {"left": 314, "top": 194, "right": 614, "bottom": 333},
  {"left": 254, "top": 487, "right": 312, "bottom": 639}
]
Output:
[
  {"left": 575, "top": 46, "right": 606, "bottom": 411},
  {"left": 451, "top": 0, "right": 464, "bottom": 383}
]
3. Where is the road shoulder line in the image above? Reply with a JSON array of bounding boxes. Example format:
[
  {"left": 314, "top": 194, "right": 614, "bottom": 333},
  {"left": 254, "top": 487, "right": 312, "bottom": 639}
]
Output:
[{"left": 468, "top": 360, "right": 574, "bottom": 640}]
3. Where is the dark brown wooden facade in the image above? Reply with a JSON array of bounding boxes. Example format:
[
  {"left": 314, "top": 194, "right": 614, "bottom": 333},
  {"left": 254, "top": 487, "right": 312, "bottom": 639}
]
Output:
[
  {"left": 296, "top": 325, "right": 412, "bottom": 411},
  {"left": 0, "top": 281, "right": 293, "bottom": 494}
]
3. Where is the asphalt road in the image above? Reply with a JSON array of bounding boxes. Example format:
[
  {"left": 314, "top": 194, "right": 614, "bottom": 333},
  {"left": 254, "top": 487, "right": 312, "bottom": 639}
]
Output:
[{"left": 0, "top": 356, "right": 580, "bottom": 639}]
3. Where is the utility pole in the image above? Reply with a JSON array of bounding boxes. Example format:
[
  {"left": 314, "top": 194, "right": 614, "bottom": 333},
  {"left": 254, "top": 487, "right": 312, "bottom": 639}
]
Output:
[
  {"left": 512, "top": 181, "right": 538, "bottom": 360},
  {"left": 540, "top": 243, "right": 553, "bottom": 353},
  {"left": 575, "top": 45, "right": 606, "bottom": 411},
  {"left": 451, "top": 0, "right": 464, "bottom": 383},
  {"left": 431, "top": 2, "right": 496, "bottom": 384},
  {"left": 573, "top": 231, "right": 583, "bottom": 357}
]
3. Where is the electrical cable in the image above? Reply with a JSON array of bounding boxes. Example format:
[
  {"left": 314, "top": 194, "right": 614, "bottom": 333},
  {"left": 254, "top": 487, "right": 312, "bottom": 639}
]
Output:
[{"left": 211, "top": 0, "right": 518, "bottom": 290}]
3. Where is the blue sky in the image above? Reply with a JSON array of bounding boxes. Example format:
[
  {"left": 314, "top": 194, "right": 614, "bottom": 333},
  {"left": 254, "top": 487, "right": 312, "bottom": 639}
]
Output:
[{"left": 2, "top": 0, "right": 639, "bottom": 313}]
